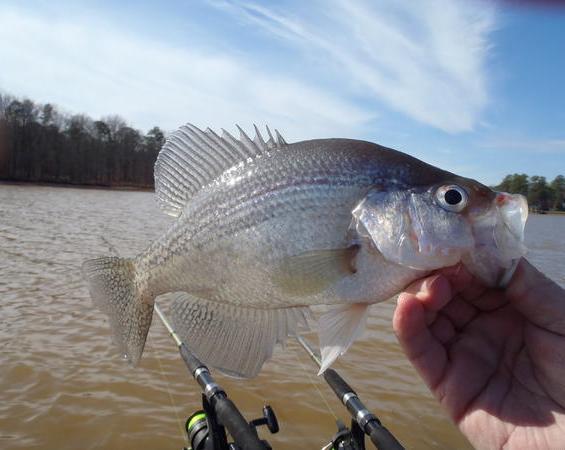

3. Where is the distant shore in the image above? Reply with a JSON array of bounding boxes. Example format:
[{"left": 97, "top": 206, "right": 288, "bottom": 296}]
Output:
[
  {"left": 536, "top": 210, "right": 565, "bottom": 215},
  {"left": 0, "top": 180, "right": 154, "bottom": 192},
  {"left": 2, "top": 180, "right": 565, "bottom": 215}
]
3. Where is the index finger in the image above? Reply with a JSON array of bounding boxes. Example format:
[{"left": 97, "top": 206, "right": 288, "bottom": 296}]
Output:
[{"left": 393, "top": 274, "right": 451, "bottom": 390}]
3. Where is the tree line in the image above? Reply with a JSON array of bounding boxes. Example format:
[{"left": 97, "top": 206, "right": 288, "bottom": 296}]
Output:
[
  {"left": 0, "top": 93, "right": 165, "bottom": 188},
  {"left": 0, "top": 93, "right": 563, "bottom": 211},
  {"left": 495, "top": 173, "right": 565, "bottom": 212}
]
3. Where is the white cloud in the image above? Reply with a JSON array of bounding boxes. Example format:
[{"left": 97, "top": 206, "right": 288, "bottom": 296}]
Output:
[
  {"left": 214, "top": 0, "right": 495, "bottom": 133},
  {"left": 0, "top": 6, "right": 372, "bottom": 139}
]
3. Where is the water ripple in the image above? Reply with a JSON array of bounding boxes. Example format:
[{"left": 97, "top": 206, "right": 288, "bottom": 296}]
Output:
[{"left": 0, "top": 184, "right": 563, "bottom": 449}]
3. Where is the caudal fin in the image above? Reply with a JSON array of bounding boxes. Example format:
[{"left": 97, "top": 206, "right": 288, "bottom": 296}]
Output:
[{"left": 82, "top": 257, "right": 153, "bottom": 365}]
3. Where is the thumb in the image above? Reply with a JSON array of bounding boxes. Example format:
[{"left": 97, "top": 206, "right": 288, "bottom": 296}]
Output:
[{"left": 506, "top": 258, "right": 565, "bottom": 334}]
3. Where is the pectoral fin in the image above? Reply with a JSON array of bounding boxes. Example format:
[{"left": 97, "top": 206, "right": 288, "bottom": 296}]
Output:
[
  {"left": 273, "top": 246, "right": 359, "bottom": 296},
  {"left": 318, "top": 302, "right": 370, "bottom": 374}
]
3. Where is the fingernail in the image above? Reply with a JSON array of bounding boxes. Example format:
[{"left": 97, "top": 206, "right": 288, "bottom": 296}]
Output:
[{"left": 422, "top": 275, "right": 439, "bottom": 294}]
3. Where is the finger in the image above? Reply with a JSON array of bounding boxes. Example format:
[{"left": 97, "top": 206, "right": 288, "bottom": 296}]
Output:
[
  {"left": 507, "top": 258, "right": 565, "bottom": 335},
  {"left": 402, "top": 274, "right": 452, "bottom": 325},
  {"left": 430, "top": 314, "right": 456, "bottom": 344},
  {"left": 526, "top": 323, "right": 565, "bottom": 408},
  {"left": 439, "top": 264, "right": 506, "bottom": 312},
  {"left": 393, "top": 275, "right": 450, "bottom": 390},
  {"left": 464, "top": 288, "right": 508, "bottom": 312},
  {"left": 437, "top": 264, "right": 473, "bottom": 294},
  {"left": 440, "top": 297, "right": 477, "bottom": 330},
  {"left": 401, "top": 274, "right": 453, "bottom": 312}
]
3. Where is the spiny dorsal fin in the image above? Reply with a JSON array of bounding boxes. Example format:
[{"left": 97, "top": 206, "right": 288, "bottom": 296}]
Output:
[
  {"left": 154, "top": 123, "right": 288, "bottom": 217},
  {"left": 275, "top": 129, "right": 287, "bottom": 146},
  {"left": 265, "top": 125, "right": 276, "bottom": 147}
]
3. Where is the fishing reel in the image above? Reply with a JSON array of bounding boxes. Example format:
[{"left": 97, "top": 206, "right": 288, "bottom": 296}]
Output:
[
  {"left": 321, "top": 419, "right": 366, "bottom": 450},
  {"left": 156, "top": 306, "right": 402, "bottom": 450},
  {"left": 183, "top": 396, "right": 279, "bottom": 450}
]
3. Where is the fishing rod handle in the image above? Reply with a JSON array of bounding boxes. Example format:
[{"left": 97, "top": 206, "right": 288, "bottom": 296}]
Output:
[
  {"left": 213, "top": 394, "right": 269, "bottom": 450},
  {"left": 366, "top": 420, "right": 405, "bottom": 450}
]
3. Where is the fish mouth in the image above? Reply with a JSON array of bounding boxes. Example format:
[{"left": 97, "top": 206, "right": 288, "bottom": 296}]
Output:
[{"left": 463, "top": 192, "right": 528, "bottom": 287}]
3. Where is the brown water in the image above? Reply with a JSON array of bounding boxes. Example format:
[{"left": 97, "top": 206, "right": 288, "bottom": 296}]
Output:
[{"left": 1, "top": 184, "right": 564, "bottom": 450}]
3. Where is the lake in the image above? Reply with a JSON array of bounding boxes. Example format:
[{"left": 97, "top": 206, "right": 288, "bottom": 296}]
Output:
[{"left": 1, "top": 184, "right": 564, "bottom": 449}]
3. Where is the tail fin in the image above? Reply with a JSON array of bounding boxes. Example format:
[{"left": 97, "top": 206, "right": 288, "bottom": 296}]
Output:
[{"left": 82, "top": 257, "right": 153, "bottom": 365}]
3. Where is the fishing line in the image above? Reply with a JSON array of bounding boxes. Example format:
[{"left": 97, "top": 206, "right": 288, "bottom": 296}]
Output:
[
  {"left": 100, "top": 235, "right": 119, "bottom": 256},
  {"left": 238, "top": 377, "right": 269, "bottom": 405},
  {"left": 291, "top": 339, "right": 338, "bottom": 421},
  {"left": 151, "top": 333, "right": 186, "bottom": 443}
]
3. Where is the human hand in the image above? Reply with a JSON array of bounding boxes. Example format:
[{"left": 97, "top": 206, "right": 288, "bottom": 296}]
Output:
[{"left": 393, "top": 259, "right": 565, "bottom": 449}]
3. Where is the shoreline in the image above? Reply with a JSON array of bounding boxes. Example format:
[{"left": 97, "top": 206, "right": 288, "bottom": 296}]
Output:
[
  {"left": 1, "top": 180, "right": 565, "bottom": 215},
  {"left": 0, "top": 180, "right": 154, "bottom": 192},
  {"left": 534, "top": 210, "right": 565, "bottom": 216}
]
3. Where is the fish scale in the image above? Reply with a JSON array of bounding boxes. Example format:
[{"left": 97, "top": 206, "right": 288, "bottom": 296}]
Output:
[
  {"left": 83, "top": 124, "right": 528, "bottom": 377},
  {"left": 147, "top": 164, "right": 372, "bottom": 264},
  {"left": 144, "top": 184, "right": 359, "bottom": 299}
]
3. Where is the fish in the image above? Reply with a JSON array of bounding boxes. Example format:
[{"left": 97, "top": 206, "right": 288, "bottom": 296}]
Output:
[{"left": 82, "top": 123, "right": 528, "bottom": 377}]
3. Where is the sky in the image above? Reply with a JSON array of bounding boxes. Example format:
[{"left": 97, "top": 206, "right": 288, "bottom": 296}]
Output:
[{"left": 0, "top": 0, "right": 564, "bottom": 185}]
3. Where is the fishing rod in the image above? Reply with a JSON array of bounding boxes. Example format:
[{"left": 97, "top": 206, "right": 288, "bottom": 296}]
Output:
[
  {"left": 155, "top": 302, "right": 403, "bottom": 449},
  {"left": 154, "top": 304, "right": 278, "bottom": 450},
  {"left": 296, "top": 336, "right": 405, "bottom": 450}
]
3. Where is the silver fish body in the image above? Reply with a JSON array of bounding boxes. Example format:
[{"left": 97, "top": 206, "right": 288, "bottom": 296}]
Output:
[
  {"left": 83, "top": 125, "right": 528, "bottom": 377},
  {"left": 142, "top": 139, "right": 430, "bottom": 307}
]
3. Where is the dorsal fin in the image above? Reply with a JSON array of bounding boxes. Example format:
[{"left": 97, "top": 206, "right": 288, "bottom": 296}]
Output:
[{"left": 154, "top": 123, "right": 288, "bottom": 217}]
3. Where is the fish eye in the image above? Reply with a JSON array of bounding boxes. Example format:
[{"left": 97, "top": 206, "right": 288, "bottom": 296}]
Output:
[{"left": 435, "top": 185, "right": 468, "bottom": 212}]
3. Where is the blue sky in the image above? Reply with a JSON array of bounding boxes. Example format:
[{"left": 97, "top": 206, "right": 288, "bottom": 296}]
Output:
[{"left": 0, "top": 0, "right": 563, "bottom": 185}]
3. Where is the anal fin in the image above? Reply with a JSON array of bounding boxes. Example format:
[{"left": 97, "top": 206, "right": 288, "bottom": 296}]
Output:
[
  {"left": 318, "top": 302, "right": 370, "bottom": 374},
  {"left": 170, "top": 294, "right": 310, "bottom": 378}
]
